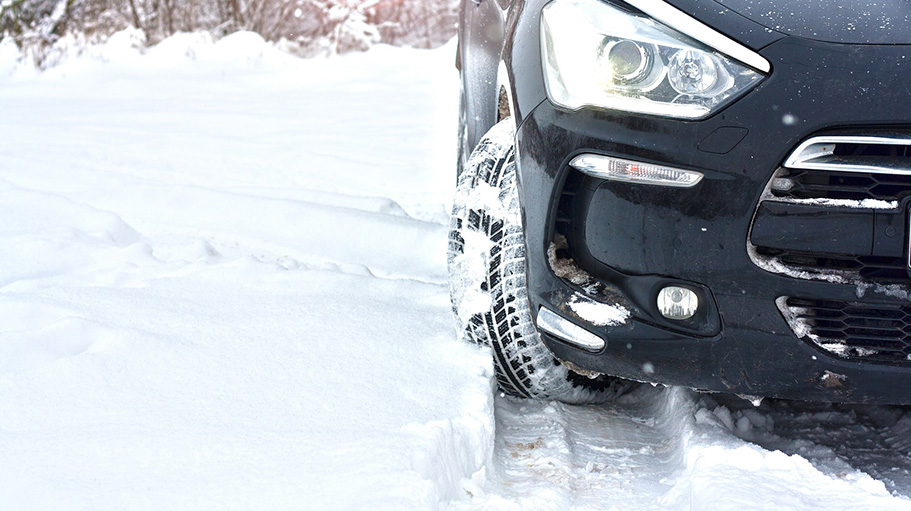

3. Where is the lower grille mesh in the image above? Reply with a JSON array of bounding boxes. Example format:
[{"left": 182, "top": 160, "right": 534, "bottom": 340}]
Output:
[
  {"left": 782, "top": 297, "right": 911, "bottom": 364},
  {"left": 771, "top": 168, "right": 911, "bottom": 202},
  {"left": 756, "top": 247, "right": 908, "bottom": 283}
]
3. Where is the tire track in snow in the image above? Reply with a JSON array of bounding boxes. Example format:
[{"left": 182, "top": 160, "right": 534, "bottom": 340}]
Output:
[
  {"left": 455, "top": 387, "right": 911, "bottom": 510},
  {"left": 455, "top": 386, "right": 691, "bottom": 510}
]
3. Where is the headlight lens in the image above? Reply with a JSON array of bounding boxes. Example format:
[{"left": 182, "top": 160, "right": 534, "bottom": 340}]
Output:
[{"left": 541, "top": 0, "right": 766, "bottom": 119}]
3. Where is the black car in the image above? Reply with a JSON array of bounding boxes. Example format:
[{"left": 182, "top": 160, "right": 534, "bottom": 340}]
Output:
[{"left": 448, "top": 0, "right": 911, "bottom": 404}]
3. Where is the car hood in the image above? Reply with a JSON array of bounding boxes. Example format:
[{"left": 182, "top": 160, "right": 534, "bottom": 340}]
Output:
[{"left": 714, "top": 0, "right": 911, "bottom": 45}]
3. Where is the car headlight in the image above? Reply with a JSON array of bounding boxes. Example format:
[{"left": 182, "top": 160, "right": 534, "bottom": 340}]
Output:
[{"left": 541, "top": 0, "right": 768, "bottom": 119}]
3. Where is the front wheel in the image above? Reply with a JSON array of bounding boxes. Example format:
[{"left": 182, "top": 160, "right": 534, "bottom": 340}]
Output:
[{"left": 447, "top": 119, "right": 627, "bottom": 403}]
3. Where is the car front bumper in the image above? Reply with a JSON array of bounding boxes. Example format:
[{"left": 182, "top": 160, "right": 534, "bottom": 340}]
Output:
[{"left": 515, "top": 35, "right": 911, "bottom": 404}]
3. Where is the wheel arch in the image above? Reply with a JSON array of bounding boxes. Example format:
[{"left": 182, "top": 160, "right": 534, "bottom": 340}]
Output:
[
  {"left": 459, "top": 0, "right": 519, "bottom": 152},
  {"left": 460, "top": 0, "right": 553, "bottom": 150}
]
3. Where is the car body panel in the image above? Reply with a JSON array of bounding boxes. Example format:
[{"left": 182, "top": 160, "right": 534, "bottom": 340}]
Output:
[{"left": 714, "top": 0, "right": 911, "bottom": 45}]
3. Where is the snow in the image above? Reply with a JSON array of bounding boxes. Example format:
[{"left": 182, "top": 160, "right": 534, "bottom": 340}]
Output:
[
  {"left": 0, "top": 32, "right": 492, "bottom": 510},
  {"left": 2, "top": 30, "right": 911, "bottom": 510},
  {"left": 548, "top": 238, "right": 597, "bottom": 289},
  {"left": 779, "top": 197, "right": 900, "bottom": 210},
  {"left": 458, "top": 388, "right": 911, "bottom": 511},
  {"left": 747, "top": 242, "right": 853, "bottom": 284},
  {"left": 751, "top": 241, "right": 911, "bottom": 300},
  {"left": 567, "top": 294, "right": 630, "bottom": 327},
  {"left": 857, "top": 282, "right": 911, "bottom": 301}
]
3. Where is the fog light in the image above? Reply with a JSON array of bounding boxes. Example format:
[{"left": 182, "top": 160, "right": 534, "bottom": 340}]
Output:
[{"left": 657, "top": 286, "right": 698, "bottom": 320}]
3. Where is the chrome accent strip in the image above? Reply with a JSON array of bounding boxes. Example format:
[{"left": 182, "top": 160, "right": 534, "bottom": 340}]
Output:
[
  {"left": 536, "top": 307, "right": 605, "bottom": 351},
  {"left": 622, "top": 0, "right": 771, "bottom": 73},
  {"left": 907, "top": 211, "right": 911, "bottom": 272},
  {"left": 784, "top": 134, "right": 911, "bottom": 175}
]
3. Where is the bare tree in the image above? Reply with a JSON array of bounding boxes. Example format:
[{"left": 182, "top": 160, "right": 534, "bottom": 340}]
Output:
[{"left": 0, "top": 0, "right": 459, "bottom": 62}]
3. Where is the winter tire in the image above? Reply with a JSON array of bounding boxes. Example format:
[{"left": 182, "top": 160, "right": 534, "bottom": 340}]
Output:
[{"left": 448, "top": 119, "right": 627, "bottom": 403}]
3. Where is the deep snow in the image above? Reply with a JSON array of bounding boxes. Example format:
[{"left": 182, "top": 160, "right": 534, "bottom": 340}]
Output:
[
  {"left": 0, "top": 31, "right": 493, "bottom": 510},
  {"left": 2, "top": 30, "right": 911, "bottom": 511}
]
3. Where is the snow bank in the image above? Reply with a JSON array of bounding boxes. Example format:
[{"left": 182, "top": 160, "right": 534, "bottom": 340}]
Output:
[
  {"left": 0, "top": 37, "right": 19, "bottom": 76},
  {"left": 669, "top": 405, "right": 906, "bottom": 510},
  {"left": 0, "top": 32, "right": 493, "bottom": 510},
  {"left": 0, "top": 28, "right": 308, "bottom": 78}
]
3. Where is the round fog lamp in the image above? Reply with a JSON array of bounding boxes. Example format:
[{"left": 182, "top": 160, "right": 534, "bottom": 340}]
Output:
[{"left": 657, "top": 286, "right": 698, "bottom": 320}]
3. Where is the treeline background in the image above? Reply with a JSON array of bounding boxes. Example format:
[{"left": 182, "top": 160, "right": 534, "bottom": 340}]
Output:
[{"left": 0, "top": 0, "right": 459, "bottom": 64}]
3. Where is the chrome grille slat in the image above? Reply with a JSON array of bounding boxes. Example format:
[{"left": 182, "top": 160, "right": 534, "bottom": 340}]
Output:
[{"left": 786, "top": 134, "right": 911, "bottom": 175}]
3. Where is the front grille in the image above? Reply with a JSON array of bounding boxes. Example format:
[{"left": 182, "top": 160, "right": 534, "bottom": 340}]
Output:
[
  {"left": 773, "top": 133, "right": 911, "bottom": 201},
  {"left": 750, "top": 132, "right": 911, "bottom": 285},
  {"left": 781, "top": 297, "right": 911, "bottom": 364},
  {"left": 755, "top": 247, "right": 908, "bottom": 283},
  {"left": 770, "top": 167, "right": 911, "bottom": 202}
]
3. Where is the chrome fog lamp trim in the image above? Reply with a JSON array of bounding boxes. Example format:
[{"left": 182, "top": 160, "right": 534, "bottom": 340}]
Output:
[
  {"left": 570, "top": 154, "right": 703, "bottom": 187},
  {"left": 536, "top": 307, "right": 605, "bottom": 351},
  {"left": 623, "top": 0, "right": 771, "bottom": 73}
]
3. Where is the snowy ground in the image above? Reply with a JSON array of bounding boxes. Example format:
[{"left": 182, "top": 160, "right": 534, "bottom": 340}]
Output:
[{"left": 2, "top": 31, "right": 911, "bottom": 510}]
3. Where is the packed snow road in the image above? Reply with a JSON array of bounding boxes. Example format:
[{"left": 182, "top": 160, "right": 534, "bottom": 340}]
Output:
[
  {"left": 461, "top": 389, "right": 911, "bottom": 510},
  {"left": 1, "top": 31, "right": 911, "bottom": 510}
]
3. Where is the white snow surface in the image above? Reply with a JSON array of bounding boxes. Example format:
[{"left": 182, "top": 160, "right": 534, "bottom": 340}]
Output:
[
  {"left": 766, "top": 197, "right": 899, "bottom": 210},
  {"left": 568, "top": 295, "right": 630, "bottom": 327},
  {"left": 2, "top": 31, "right": 911, "bottom": 510},
  {"left": 0, "top": 32, "right": 493, "bottom": 510}
]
